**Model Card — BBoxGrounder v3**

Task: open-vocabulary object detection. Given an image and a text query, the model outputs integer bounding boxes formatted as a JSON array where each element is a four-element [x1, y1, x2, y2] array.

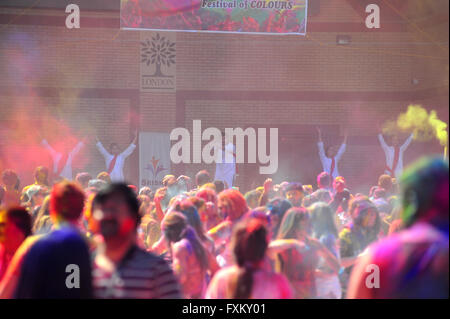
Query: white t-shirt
[[96, 141, 136, 182]]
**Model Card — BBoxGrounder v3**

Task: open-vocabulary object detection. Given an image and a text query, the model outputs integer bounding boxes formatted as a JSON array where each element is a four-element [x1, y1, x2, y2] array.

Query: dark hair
[[195, 170, 211, 187], [317, 172, 331, 188], [325, 145, 335, 158], [284, 182, 304, 193], [378, 174, 393, 192], [34, 166, 49, 185], [75, 172, 92, 185], [93, 183, 141, 226], [6, 206, 32, 237], [244, 190, 262, 208], [213, 180, 225, 194], [266, 198, 292, 239], [1, 169, 18, 186], [309, 202, 338, 238], [349, 196, 381, 239], [109, 143, 119, 151], [162, 212, 208, 271], [277, 207, 310, 240], [174, 199, 208, 243], [231, 219, 268, 299]]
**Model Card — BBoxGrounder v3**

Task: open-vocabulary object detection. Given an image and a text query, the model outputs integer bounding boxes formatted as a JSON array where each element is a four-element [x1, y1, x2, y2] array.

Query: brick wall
[[0, 2, 448, 192]]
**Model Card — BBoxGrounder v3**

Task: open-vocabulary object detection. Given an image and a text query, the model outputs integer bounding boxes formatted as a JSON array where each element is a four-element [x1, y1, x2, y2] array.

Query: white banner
[[139, 132, 171, 189]]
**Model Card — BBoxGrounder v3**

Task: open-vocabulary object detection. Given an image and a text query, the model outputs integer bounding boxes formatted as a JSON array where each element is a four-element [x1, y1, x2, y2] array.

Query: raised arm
[[377, 133, 389, 153], [400, 133, 414, 152], [336, 132, 347, 161], [41, 139, 59, 161], [121, 131, 138, 158], [70, 141, 84, 157], [95, 137, 110, 159], [316, 127, 326, 162]]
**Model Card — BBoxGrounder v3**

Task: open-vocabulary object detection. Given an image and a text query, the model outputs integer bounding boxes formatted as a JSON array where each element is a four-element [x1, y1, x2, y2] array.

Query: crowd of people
[[0, 154, 448, 299]]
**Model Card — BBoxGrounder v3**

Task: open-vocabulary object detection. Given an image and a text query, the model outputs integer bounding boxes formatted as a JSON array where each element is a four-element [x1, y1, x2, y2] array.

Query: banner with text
[[139, 132, 171, 189], [121, 0, 308, 35]]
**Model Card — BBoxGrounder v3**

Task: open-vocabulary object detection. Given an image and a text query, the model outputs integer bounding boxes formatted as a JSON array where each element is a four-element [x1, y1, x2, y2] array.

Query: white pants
[[315, 275, 342, 299]]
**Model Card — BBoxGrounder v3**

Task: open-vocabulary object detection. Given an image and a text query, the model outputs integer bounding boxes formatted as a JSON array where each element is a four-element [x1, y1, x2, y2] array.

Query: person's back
[[14, 225, 93, 298], [352, 222, 448, 298], [348, 157, 449, 299], [206, 265, 291, 299], [276, 246, 318, 298]]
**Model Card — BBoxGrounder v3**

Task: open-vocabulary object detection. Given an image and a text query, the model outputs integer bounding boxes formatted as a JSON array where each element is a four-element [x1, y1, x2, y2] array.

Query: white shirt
[[378, 133, 413, 179], [214, 143, 236, 188], [41, 139, 84, 180], [317, 142, 346, 179], [96, 141, 136, 182]]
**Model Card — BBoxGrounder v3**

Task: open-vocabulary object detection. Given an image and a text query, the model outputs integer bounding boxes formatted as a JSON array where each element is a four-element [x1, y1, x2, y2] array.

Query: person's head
[[174, 199, 207, 242], [162, 211, 208, 270], [0, 206, 32, 252], [244, 189, 262, 210], [217, 189, 248, 221], [88, 179, 108, 193], [378, 174, 394, 194], [176, 175, 192, 193], [284, 182, 305, 207], [196, 188, 218, 207], [231, 218, 268, 299], [400, 157, 449, 230], [349, 196, 381, 233], [374, 188, 387, 200], [25, 185, 47, 207], [96, 172, 112, 184], [391, 134, 400, 147], [34, 166, 49, 186], [109, 143, 120, 156], [91, 183, 140, 243], [213, 180, 225, 194], [138, 186, 153, 200], [333, 176, 346, 193], [162, 175, 176, 188], [277, 207, 311, 240], [49, 181, 85, 226], [266, 197, 292, 239], [75, 172, 92, 190], [308, 202, 338, 238], [1, 169, 18, 189], [317, 172, 332, 189], [195, 170, 211, 188], [325, 145, 338, 158], [313, 189, 332, 204]]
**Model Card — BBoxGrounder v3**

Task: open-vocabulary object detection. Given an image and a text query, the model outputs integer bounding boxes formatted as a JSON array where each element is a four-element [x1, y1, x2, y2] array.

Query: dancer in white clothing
[[378, 131, 414, 179], [41, 139, 84, 181], [316, 127, 348, 180], [214, 133, 236, 189], [96, 131, 137, 182]]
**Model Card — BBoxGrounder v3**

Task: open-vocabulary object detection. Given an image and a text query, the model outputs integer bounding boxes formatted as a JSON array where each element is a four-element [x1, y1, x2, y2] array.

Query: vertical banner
[[139, 132, 171, 189], [140, 31, 176, 92], [121, 0, 308, 35]]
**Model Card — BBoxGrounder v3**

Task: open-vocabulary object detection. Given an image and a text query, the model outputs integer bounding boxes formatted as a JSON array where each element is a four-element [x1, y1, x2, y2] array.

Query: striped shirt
[[93, 245, 181, 299]]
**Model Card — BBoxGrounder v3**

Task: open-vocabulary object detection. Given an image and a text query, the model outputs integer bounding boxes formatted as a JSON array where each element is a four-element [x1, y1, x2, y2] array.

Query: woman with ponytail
[[162, 212, 218, 299], [205, 218, 292, 299]]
